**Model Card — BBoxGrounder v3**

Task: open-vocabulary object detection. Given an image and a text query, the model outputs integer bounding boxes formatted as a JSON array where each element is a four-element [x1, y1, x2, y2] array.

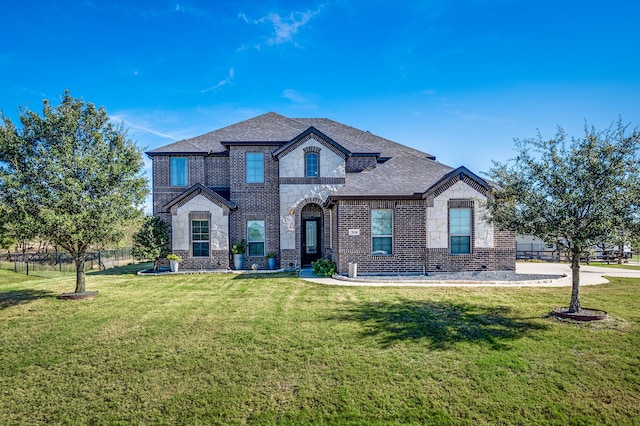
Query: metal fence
[[0, 248, 136, 276]]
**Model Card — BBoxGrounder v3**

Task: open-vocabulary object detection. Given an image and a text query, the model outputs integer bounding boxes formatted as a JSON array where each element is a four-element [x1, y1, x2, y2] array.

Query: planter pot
[[233, 254, 244, 270], [268, 258, 276, 270], [170, 260, 179, 272]]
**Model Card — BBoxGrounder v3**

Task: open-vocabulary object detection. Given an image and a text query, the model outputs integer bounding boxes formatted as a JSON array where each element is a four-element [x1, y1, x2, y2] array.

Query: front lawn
[[1, 266, 639, 424]]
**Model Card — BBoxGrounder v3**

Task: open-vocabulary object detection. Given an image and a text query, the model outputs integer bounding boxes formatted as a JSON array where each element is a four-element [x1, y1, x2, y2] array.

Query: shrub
[[231, 240, 246, 255], [312, 258, 336, 277], [167, 254, 182, 262]]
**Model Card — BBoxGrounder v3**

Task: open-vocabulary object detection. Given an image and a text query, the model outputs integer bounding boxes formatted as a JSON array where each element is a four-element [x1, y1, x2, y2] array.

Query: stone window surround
[[371, 208, 393, 256], [189, 211, 211, 258], [304, 146, 321, 178], [448, 199, 474, 255], [170, 157, 188, 187]]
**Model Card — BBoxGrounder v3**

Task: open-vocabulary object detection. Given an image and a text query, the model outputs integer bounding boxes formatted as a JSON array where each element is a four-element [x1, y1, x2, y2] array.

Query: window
[[192, 220, 209, 257], [305, 152, 319, 177], [450, 208, 472, 254], [246, 153, 264, 183], [371, 209, 392, 255], [247, 220, 265, 256], [171, 157, 188, 186]]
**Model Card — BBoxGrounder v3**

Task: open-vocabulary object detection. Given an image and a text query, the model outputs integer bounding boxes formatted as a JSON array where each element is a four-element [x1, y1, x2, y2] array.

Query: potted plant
[[231, 239, 246, 270], [167, 253, 182, 272], [266, 251, 277, 270]]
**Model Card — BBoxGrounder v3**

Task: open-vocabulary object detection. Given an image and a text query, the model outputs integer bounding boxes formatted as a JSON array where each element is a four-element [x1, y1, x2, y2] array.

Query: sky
[[2, 0, 640, 184]]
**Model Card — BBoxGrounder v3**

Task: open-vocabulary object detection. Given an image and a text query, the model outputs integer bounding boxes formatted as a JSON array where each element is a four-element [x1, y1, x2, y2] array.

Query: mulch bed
[[551, 307, 607, 321]]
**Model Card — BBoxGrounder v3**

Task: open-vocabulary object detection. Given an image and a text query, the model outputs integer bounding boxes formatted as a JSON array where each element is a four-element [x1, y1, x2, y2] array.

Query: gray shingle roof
[[334, 154, 455, 198], [146, 112, 480, 198], [146, 112, 437, 159]]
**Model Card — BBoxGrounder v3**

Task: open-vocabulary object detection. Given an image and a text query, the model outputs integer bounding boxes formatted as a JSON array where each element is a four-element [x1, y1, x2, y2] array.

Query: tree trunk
[[569, 253, 581, 313], [75, 254, 86, 293]]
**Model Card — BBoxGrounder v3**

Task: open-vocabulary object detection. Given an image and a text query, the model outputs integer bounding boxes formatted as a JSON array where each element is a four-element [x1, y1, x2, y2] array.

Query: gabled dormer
[[274, 127, 349, 180]]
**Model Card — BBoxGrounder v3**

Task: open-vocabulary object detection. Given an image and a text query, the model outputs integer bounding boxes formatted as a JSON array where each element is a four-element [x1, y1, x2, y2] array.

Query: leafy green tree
[[0, 91, 148, 293], [132, 216, 170, 271], [486, 121, 640, 312]]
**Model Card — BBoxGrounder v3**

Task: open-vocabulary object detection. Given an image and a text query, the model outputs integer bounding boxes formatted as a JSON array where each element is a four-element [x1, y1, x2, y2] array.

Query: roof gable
[[272, 127, 350, 160], [165, 183, 238, 214], [145, 112, 438, 161], [423, 166, 491, 198]]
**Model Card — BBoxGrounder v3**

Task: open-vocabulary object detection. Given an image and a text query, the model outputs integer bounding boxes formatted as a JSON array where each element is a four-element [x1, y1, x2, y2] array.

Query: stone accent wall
[[279, 184, 342, 251], [279, 138, 346, 178], [228, 145, 281, 270], [278, 138, 344, 266], [427, 180, 493, 249], [170, 194, 230, 269]]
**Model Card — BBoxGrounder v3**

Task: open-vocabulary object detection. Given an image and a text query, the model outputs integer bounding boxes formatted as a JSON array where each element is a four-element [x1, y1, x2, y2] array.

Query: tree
[[132, 216, 170, 271], [0, 91, 148, 293], [486, 121, 640, 312]]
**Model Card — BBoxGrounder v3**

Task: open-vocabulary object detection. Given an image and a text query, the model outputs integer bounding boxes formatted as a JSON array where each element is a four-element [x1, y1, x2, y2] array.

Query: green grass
[[1, 266, 639, 425], [587, 261, 640, 271]]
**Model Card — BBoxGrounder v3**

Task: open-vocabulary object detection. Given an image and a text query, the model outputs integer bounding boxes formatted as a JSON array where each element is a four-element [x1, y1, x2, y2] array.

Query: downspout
[[329, 208, 333, 250]]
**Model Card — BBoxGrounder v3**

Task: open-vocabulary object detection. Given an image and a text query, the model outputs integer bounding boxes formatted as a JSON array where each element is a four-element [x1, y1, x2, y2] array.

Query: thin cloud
[[240, 5, 325, 48], [282, 89, 307, 104], [110, 114, 177, 140], [201, 68, 235, 93]]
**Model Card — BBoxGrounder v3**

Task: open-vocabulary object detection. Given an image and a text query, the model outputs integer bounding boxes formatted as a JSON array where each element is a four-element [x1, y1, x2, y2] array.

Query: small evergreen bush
[[312, 258, 336, 277]]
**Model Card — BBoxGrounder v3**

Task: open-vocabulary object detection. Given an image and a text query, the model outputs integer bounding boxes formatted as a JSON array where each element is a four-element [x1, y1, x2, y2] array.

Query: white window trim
[[371, 209, 393, 256]]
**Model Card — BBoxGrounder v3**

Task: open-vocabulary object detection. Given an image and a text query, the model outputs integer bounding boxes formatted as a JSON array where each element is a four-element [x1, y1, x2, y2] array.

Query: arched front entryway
[[300, 203, 323, 265]]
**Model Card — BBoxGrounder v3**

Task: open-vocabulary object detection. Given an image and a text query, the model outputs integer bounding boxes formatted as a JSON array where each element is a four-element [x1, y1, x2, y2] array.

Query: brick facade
[[227, 145, 281, 270], [148, 113, 516, 274], [332, 198, 515, 275]]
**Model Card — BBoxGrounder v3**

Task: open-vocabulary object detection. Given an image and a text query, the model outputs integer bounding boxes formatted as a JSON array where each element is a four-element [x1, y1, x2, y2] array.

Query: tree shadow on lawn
[[89, 263, 153, 276], [0, 289, 57, 310], [330, 299, 548, 350]]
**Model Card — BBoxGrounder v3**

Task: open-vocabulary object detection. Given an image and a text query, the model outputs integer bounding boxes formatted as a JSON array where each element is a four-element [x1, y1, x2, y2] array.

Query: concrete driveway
[[300, 262, 640, 287], [516, 262, 640, 285]]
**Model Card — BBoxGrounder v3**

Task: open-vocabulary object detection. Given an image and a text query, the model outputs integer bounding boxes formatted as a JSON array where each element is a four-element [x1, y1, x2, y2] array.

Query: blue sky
[[2, 0, 639, 178]]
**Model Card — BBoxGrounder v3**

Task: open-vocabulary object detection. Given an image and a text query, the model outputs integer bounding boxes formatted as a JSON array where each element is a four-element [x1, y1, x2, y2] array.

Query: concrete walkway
[[299, 262, 640, 287]]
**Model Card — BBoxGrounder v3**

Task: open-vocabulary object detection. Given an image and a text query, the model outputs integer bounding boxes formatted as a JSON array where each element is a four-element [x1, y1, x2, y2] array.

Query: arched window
[[305, 152, 319, 177]]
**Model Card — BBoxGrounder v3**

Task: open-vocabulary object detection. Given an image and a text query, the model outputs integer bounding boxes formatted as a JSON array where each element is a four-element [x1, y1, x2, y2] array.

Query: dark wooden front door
[[302, 218, 321, 265]]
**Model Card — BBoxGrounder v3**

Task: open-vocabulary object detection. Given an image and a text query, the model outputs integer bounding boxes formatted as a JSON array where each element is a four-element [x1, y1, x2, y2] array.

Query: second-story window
[[246, 153, 264, 183], [305, 152, 319, 177], [170, 157, 188, 186]]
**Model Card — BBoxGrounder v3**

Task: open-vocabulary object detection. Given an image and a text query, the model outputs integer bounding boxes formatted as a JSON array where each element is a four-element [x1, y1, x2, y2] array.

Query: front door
[[302, 218, 321, 265]]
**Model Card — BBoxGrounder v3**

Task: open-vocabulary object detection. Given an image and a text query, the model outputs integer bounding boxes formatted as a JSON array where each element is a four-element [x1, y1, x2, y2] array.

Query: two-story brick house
[[147, 112, 515, 274]]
